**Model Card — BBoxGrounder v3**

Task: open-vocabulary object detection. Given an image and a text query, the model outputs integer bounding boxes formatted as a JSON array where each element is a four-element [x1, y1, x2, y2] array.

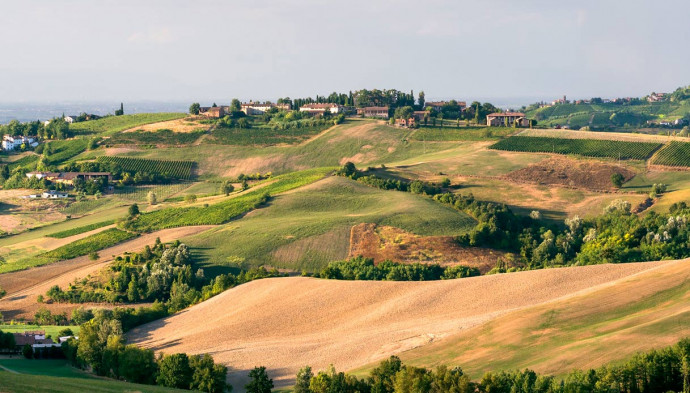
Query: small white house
[[63, 115, 77, 124], [42, 190, 68, 199]]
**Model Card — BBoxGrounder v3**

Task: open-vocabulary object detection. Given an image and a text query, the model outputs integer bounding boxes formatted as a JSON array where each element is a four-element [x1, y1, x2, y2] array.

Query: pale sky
[[1, 0, 688, 103]]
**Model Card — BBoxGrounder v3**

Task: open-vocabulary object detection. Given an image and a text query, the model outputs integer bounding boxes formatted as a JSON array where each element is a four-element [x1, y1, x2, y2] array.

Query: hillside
[[127, 259, 682, 389]]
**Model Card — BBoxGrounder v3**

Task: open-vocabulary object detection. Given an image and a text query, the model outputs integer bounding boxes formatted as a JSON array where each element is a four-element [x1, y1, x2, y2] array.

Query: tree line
[[337, 162, 444, 196], [318, 257, 479, 281], [0, 118, 71, 140], [280, 337, 690, 393]]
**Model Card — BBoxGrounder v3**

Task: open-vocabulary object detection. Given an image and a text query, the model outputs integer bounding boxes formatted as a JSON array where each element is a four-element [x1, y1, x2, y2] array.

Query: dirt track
[[128, 260, 670, 389], [0, 225, 215, 320]]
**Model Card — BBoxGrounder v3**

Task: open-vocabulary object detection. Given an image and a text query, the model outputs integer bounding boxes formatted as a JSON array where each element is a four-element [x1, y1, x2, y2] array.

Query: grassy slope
[[94, 120, 460, 178], [392, 258, 690, 379], [185, 176, 477, 273], [0, 361, 186, 393]]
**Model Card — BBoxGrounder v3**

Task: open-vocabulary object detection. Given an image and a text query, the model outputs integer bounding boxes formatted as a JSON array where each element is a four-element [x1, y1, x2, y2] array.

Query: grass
[[43, 139, 89, 165], [386, 261, 690, 379], [185, 176, 477, 274], [409, 126, 517, 141], [46, 220, 114, 238], [69, 113, 187, 136], [491, 136, 661, 160], [42, 228, 136, 260], [126, 168, 334, 232], [0, 367, 188, 392], [1, 228, 137, 274], [103, 120, 459, 178], [0, 324, 80, 337]]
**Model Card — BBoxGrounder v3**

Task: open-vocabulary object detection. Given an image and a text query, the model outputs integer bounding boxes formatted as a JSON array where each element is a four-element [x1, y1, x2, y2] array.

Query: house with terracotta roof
[[486, 112, 530, 127], [200, 106, 225, 118], [26, 171, 112, 185], [357, 106, 390, 119]]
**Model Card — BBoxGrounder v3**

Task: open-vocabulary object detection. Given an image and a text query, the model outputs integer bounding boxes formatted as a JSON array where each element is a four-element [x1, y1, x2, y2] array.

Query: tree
[[147, 191, 157, 205], [393, 366, 432, 393], [58, 328, 74, 337], [128, 203, 140, 217], [157, 353, 193, 389], [219, 181, 235, 196], [23, 343, 33, 359], [115, 103, 124, 116], [0, 284, 5, 300], [189, 103, 201, 115], [610, 172, 625, 188], [230, 98, 242, 112], [118, 345, 157, 385], [35, 306, 53, 325], [184, 194, 197, 203], [295, 366, 314, 393], [245, 366, 274, 393], [418, 91, 425, 110], [369, 356, 402, 393], [89, 252, 100, 261], [189, 354, 229, 393]]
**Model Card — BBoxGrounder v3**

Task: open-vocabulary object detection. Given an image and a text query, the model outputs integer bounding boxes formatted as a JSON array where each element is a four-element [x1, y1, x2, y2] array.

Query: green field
[[46, 220, 114, 238], [97, 156, 196, 179], [186, 176, 477, 274], [409, 126, 516, 141], [127, 167, 333, 232], [0, 365, 186, 393], [651, 141, 690, 167], [69, 113, 186, 136], [0, 324, 80, 337], [490, 136, 661, 160], [2, 228, 137, 273]]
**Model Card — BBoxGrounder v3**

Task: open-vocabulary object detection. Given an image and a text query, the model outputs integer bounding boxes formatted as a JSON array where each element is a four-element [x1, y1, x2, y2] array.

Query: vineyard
[[97, 156, 195, 179], [650, 141, 690, 167], [490, 136, 661, 160]]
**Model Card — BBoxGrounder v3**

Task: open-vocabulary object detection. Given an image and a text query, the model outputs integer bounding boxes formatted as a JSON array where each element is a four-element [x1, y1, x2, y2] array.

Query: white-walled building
[[2, 135, 38, 151]]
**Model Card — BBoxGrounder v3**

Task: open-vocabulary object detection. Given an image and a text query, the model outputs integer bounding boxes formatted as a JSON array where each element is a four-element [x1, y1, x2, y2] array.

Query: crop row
[[490, 136, 661, 160], [651, 141, 690, 167], [98, 156, 195, 179]]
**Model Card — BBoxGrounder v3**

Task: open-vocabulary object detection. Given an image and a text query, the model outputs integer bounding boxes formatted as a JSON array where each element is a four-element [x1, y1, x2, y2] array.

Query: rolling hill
[[127, 259, 687, 390]]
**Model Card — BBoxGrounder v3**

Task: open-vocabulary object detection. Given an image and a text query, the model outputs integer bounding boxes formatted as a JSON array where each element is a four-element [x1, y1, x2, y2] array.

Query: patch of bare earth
[[349, 223, 511, 273], [123, 117, 209, 133], [128, 260, 667, 389], [0, 225, 215, 320], [506, 157, 635, 190]]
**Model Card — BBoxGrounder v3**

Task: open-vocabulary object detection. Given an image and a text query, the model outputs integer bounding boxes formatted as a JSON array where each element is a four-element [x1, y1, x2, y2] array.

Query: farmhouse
[[27, 171, 113, 185], [242, 102, 291, 115], [299, 103, 342, 115], [648, 92, 667, 102], [357, 106, 390, 119], [397, 111, 428, 127], [2, 135, 38, 151], [486, 112, 530, 127], [199, 106, 225, 118]]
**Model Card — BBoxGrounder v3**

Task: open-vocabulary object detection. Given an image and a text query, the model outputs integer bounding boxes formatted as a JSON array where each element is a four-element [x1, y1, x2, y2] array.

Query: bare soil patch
[[506, 157, 635, 190], [128, 260, 667, 389], [0, 225, 215, 320], [123, 117, 209, 133], [349, 223, 511, 273]]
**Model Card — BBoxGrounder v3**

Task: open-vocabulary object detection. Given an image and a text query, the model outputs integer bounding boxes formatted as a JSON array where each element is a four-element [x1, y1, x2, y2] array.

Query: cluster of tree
[[114, 103, 124, 116], [218, 116, 252, 129], [34, 306, 69, 325], [61, 314, 227, 392], [337, 162, 444, 196], [0, 118, 71, 140], [0, 330, 16, 350], [289, 338, 690, 393], [435, 192, 690, 269], [282, 92, 356, 110], [46, 239, 284, 314], [319, 257, 479, 281], [0, 167, 49, 190]]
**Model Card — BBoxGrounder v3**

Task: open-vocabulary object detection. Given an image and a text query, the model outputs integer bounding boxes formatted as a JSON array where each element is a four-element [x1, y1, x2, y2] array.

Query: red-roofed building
[[486, 112, 529, 127], [357, 106, 390, 119]]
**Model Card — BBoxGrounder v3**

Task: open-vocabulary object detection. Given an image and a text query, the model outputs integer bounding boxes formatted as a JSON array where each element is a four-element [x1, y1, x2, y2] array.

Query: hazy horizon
[[2, 0, 689, 106]]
